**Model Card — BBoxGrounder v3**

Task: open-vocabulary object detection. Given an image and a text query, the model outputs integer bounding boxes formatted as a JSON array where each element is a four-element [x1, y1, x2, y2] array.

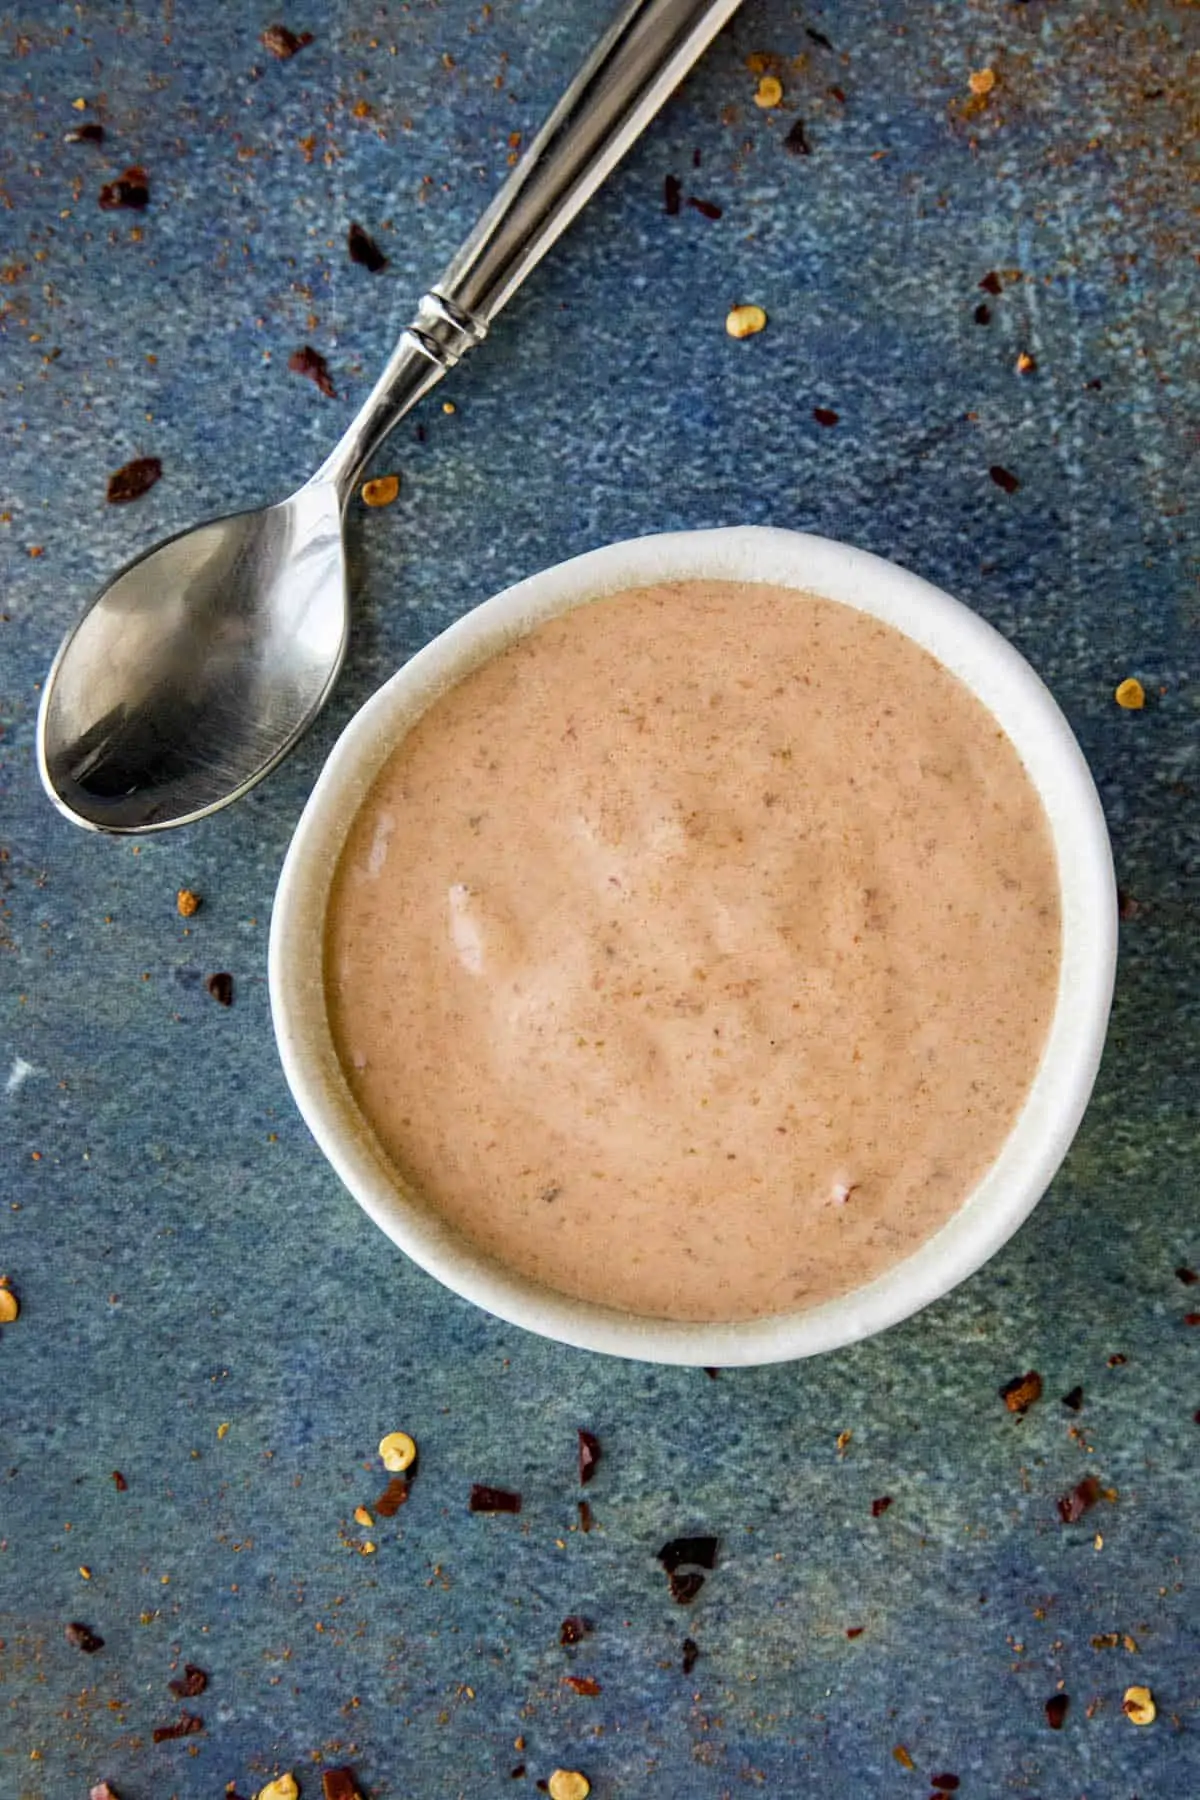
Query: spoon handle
[[315, 0, 742, 497]]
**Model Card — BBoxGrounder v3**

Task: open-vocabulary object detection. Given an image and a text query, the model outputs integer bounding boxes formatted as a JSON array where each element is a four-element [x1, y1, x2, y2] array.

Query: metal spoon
[[37, 0, 742, 835]]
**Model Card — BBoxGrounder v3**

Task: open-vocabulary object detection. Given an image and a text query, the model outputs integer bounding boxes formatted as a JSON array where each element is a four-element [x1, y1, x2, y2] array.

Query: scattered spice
[[353, 1504, 374, 1528], [65, 1622, 104, 1653], [813, 406, 839, 427], [999, 1370, 1043, 1414], [361, 473, 400, 507], [658, 1536, 719, 1572], [577, 1499, 594, 1532], [560, 1615, 591, 1645], [703, 1367, 720, 1380], [968, 68, 996, 96], [1061, 1385, 1084, 1412], [112, 1470, 128, 1491], [1016, 351, 1037, 373], [1176, 1267, 1199, 1285], [288, 344, 336, 398], [784, 119, 812, 155], [378, 1429, 417, 1473], [168, 1662, 208, 1697], [1122, 1685, 1156, 1726], [1118, 890, 1141, 920], [578, 1428, 601, 1485], [99, 167, 150, 210], [664, 174, 682, 215], [871, 1495, 893, 1517], [107, 457, 162, 504], [1114, 678, 1145, 711], [893, 1746, 915, 1771], [206, 972, 234, 1007], [1107, 1353, 1128, 1367], [974, 302, 991, 324], [667, 1570, 706, 1604], [979, 271, 1002, 295], [1045, 1693, 1069, 1729], [562, 1675, 602, 1696], [989, 464, 1020, 494], [469, 1484, 521, 1513], [0, 1286, 18, 1324], [322, 1770, 363, 1800], [754, 75, 783, 108], [375, 1475, 410, 1516], [66, 122, 105, 144], [1057, 1474, 1102, 1523], [348, 221, 388, 272], [682, 1636, 700, 1673], [1185, 1312, 1200, 1327], [726, 303, 767, 339], [846, 1626, 864, 1639], [930, 1778, 960, 1793], [152, 1712, 204, 1742], [687, 196, 723, 220], [261, 25, 313, 58], [176, 888, 201, 917]]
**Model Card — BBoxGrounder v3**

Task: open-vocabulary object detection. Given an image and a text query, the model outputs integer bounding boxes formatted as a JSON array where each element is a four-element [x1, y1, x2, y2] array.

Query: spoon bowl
[[39, 484, 346, 833]]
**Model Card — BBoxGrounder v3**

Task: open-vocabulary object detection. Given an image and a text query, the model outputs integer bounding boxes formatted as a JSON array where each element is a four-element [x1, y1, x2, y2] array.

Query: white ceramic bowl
[[269, 527, 1116, 1365]]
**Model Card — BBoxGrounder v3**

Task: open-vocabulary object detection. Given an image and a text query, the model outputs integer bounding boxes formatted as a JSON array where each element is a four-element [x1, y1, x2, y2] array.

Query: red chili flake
[[1045, 1693, 1069, 1729], [703, 1367, 720, 1379], [1185, 1313, 1200, 1327], [1194, 1410, 1200, 1425], [375, 1475, 409, 1516], [1108, 1353, 1128, 1366], [871, 1495, 893, 1517], [168, 1663, 207, 1698], [562, 1675, 602, 1695], [979, 271, 1002, 295], [813, 406, 840, 427], [784, 118, 812, 156], [668, 1569, 705, 1604], [930, 1778, 960, 1793], [205, 972, 234, 1007], [1175, 1267, 1198, 1285], [1057, 1475, 1102, 1523], [511, 1767, 526, 1780], [657, 1536, 718, 1572], [828, 85, 846, 103], [578, 1428, 601, 1486], [999, 1369, 1043, 1414], [65, 1622, 105, 1653], [974, 302, 992, 324], [1061, 1385, 1084, 1412], [989, 464, 1020, 494], [106, 457, 162, 504], [560, 1615, 591, 1646], [1118, 890, 1141, 920], [322, 1770, 363, 1800], [664, 174, 682, 215], [152, 1712, 204, 1741], [681, 1636, 700, 1673], [66, 122, 106, 145], [112, 1470, 128, 1491], [845, 1626, 864, 1639], [469, 1483, 521, 1513], [99, 167, 149, 210], [347, 221, 387, 273], [288, 344, 336, 398], [687, 196, 723, 220], [262, 23, 313, 58], [577, 1499, 593, 1532]]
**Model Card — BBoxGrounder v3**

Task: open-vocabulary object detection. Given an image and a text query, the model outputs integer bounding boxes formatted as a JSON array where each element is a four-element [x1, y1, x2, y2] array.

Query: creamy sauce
[[325, 581, 1061, 1322]]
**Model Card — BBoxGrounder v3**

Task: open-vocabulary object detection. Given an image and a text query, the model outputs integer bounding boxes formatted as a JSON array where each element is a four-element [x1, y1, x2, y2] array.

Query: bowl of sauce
[[269, 527, 1116, 1364]]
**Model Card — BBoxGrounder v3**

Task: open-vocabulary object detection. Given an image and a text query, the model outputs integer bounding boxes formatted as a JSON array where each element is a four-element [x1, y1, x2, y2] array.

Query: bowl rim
[[268, 525, 1116, 1365]]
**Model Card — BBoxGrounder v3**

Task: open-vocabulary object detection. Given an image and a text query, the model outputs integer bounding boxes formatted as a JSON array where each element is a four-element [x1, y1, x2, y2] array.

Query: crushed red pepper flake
[[65, 1621, 105, 1653], [658, 1536, 719, 1572], [974, 301, 992, 324], [1108, 1353, 1128, 1366], [703, 1366, 720, 1379], [1176, 1267, 1199, 1285], [989, 464, 1020, 494], [288, 344, 336, 398], [979, 271, 1002, 294], [206, 972, 234, 1007], [664, 174, 682, 215], [168, 1662, 208, 1698], [1045, 1693, 1069, 1729], [562, 1675, 602, 1695], [687, 195, 722, 220], [845, 1626, 864, 1639], [681, 1635, 700, 1673], [667, 1569, 705, 1604], [99, 167, 150, 210], [347, 222, 388, 272], [469, 1483, 521, 1513], [1118, 890, 1142, 920], [1185, 1313, 1200, 1327], [107, 457, 162, 504], [1061, 1385, 1084, 1412], [112, 1470, 128, 1491], [66, 122, 105, 144], [813, 406, 839, 427], [152, 1712, 204, 1741], [784, 118, 812, 155], [930, 1778, 961, 1792], [578, 1428, 601, 1486], [871, 1495, 893, 1517], [1057, 1475, 1102, 1523], [375, 1475, 410, 1516], [999, 1369, 1043, 1414], [262, 23, 313, 58], [577, 1499, 593, 1532], [560, 1615, 591, 1645], [322, 1770, 363, 1800]]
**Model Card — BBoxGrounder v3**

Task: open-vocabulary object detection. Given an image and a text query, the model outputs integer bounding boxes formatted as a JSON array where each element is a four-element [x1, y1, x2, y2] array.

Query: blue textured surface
[[1, 2, 1197, 1796]]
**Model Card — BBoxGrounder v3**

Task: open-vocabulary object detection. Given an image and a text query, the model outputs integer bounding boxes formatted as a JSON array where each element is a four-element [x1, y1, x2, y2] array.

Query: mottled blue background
[[1, 2, 1197, 1796]]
